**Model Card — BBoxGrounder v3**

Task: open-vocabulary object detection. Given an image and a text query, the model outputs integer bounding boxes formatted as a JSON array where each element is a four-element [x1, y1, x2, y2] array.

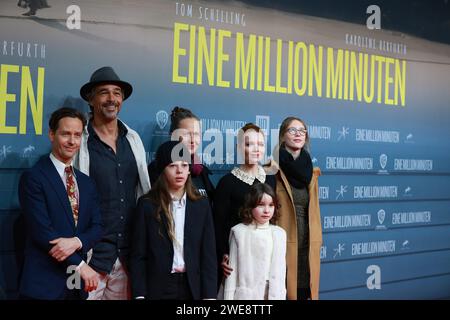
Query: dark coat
[[18, 156, 102, 299], [129, 196, 217, 299]]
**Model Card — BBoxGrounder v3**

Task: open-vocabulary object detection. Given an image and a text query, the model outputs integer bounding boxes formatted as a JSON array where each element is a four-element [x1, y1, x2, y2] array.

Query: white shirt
[[49, 153, 83, 265], [49, 153, 79, 200], [171, 192, 187, 273]]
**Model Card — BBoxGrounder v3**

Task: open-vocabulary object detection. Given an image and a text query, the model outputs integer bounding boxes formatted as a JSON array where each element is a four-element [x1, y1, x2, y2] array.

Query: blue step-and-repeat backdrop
[[1, 0, 449, 299]]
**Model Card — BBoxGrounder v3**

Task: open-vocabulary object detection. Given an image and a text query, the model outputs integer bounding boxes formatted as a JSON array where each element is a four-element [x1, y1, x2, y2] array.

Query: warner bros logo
[[376, 209, 387, 230], [156, 110, 169, 130], [378, 153, 389, 174]]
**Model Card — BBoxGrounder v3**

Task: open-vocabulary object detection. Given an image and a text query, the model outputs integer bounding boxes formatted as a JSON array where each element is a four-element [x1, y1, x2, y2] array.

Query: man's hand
[[221, 254, 233, 278], [49, 237, 80, 261], [79, 264, 99, 292]]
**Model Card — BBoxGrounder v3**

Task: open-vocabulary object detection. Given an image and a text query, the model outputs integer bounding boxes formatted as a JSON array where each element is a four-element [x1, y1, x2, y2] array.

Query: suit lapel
[[158, 206, 175, 251], [39, 157, 76, 229], [75, 169, 86, 229], [183, 199, 194, 258]]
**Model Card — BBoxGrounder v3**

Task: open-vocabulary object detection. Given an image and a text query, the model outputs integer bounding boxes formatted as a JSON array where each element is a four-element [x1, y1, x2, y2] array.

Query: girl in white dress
[[223, 183, 287, 300]]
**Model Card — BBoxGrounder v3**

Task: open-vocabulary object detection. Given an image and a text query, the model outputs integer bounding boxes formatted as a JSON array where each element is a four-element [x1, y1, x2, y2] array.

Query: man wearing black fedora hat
[[74, 66, 151, 300]]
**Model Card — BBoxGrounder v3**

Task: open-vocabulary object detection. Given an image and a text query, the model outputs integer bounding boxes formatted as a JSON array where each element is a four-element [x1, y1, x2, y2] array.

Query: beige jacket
[[267, 162, 322, 300]]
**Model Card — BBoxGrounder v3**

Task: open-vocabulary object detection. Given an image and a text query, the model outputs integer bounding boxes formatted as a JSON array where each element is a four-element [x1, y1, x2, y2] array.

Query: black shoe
[[22, 10, 36, 16]]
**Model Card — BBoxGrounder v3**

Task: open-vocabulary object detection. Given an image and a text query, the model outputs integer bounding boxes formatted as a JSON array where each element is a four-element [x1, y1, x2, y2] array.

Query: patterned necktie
[[65, 166, 79, 226]]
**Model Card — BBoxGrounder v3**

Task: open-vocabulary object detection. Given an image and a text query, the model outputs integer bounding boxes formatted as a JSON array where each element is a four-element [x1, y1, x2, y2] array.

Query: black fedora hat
[[80, 66, 133, 101]]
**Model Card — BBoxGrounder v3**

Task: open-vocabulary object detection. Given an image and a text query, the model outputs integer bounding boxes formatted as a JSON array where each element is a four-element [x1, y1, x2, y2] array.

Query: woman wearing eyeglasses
[[271, 117, 322, 300]]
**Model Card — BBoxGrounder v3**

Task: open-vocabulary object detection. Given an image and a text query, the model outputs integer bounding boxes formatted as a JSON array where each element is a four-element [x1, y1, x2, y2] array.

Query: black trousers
[[160, 273, 193, 300], [19, 289, 83, 300], [297, 287, 311, 300]]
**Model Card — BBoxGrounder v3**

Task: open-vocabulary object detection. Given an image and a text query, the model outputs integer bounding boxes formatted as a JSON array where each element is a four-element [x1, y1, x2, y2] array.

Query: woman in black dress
[[213, 123, 276, 284]]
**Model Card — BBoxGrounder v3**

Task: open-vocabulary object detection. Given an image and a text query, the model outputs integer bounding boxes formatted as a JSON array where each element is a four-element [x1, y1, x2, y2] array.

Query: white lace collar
[[231, 166, 266, 185]]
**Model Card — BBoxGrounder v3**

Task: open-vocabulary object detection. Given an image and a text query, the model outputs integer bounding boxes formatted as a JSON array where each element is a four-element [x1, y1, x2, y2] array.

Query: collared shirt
[[48, 153, 83, 257], [171, 192, 187, 273], [49, 153, 79, 200], [87, 121, 139, 259]]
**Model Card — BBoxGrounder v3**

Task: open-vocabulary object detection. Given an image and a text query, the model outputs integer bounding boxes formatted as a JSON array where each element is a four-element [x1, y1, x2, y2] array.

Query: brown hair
[[239, 183, 280, 225], [170, 106, 200, 133], [49, 107, 87, 132], [237, 122, 263, 146], [146, 172, 201, 242], [278, 116, 310, 152]]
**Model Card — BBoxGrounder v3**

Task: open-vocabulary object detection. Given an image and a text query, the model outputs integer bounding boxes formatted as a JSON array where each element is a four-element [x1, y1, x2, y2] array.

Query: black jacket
[[129, 196, 217, 299]]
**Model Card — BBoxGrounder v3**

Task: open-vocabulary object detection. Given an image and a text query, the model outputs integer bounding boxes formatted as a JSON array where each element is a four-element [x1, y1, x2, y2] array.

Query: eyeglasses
[[287, 127, 307, 136]]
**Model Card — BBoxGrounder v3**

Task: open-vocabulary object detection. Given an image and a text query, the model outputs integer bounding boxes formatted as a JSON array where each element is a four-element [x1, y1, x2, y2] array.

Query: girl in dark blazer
[[130, 141, 217, 300]]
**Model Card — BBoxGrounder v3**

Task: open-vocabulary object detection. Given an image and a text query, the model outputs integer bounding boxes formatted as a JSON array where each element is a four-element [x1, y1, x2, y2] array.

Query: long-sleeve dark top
[[212, 172, 276, 266], [87, 121, 139, 273]]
